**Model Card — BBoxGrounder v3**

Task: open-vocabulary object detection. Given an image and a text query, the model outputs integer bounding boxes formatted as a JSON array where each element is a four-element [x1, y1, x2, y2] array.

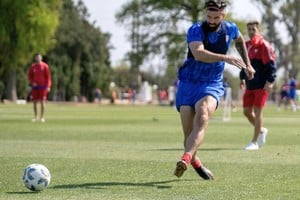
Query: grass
[[0, 102, 299, 200]]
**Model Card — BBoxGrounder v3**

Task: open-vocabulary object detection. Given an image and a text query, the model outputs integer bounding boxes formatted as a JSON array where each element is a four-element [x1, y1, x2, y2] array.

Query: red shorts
[[243, 89, 269, 108], [31, 89, 48, 101]]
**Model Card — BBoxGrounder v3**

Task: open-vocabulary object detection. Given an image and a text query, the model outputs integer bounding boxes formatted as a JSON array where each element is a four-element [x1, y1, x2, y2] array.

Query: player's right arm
[[44, 64, 51, 92], [28, 65, 36, 87], [189, 41, 247, 69]]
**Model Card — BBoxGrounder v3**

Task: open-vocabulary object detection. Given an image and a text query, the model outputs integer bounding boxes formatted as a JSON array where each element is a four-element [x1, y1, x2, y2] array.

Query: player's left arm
[[45, 64, 52, 92], [262, 44, 277, 92], [28, 65, 36, 87], [234, 32, 255, 80]]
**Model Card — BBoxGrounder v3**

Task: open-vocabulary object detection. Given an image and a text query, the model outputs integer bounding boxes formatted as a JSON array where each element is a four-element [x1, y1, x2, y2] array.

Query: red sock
[[181, 153, 192, 165], [191, 157, 202, 168]]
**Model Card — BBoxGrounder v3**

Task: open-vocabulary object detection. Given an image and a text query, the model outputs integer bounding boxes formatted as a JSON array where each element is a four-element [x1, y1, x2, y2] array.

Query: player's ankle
[[181, 152, 192, 165], [191, 157, 202, 168]]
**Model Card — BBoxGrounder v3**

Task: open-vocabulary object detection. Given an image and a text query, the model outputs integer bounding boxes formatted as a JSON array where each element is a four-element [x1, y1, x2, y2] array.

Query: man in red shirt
[[28, 53, 51, 122], [240, 20, 276, 150]]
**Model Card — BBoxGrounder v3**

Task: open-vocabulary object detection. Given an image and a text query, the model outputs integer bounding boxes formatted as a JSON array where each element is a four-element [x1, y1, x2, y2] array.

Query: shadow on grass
[[6, 191, 39, 195], [155, 147, 240, 152], [51, 179, 193, 190]]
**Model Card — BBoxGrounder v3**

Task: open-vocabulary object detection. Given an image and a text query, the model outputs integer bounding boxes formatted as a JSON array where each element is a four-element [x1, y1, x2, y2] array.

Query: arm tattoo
[[235, 40, 250, 65]]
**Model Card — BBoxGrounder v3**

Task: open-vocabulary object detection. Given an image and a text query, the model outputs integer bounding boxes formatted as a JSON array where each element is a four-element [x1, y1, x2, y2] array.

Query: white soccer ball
[[22, 164, 51, 191]]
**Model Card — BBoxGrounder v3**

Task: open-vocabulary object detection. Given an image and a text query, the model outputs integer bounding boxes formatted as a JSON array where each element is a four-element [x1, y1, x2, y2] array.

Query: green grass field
[[0, 103, 299, 200]]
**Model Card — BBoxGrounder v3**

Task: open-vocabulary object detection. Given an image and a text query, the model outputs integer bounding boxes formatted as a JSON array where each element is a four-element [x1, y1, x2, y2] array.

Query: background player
[[240, 20, 276, 150], [28, 53, 51, 122], [288, 76, 299, 112]]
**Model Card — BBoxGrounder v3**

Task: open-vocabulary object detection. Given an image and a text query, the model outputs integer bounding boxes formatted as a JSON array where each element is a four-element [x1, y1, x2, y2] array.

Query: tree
[[0, 0, 61, 101], [116, 0, 213, 85], [116, 0, 258, 87], [253, 0, 300, 78], [279, 0, 300, 77], [47, 0, 112, 101]]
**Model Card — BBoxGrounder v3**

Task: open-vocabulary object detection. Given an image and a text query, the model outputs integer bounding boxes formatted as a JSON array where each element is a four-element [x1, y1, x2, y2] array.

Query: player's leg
[[243, 107, 255, 126], [180, 106, 194, 148], [187, 96, 216, 180], [184, 96, 217, 154], [255, 90, 269, 147], [173, 106, 194, 178], [180, 106, 200, 163], [253, 106, 268, 148], [174, 96, 216, 179], [40, 100, 46, 122], [32, 100, 38, 122], [252, 106, 263, 142], [244, 89, 268, 149], [40, 89, 48, 122], [243, 106, 259, 150], [243, 90, 255, 126], [179, 107, 209, 179], [31, 89, 38, 122], [242, 90, 258, 149]]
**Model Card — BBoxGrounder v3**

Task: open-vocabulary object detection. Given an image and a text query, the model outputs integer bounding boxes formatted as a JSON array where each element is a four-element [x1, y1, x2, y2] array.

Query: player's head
[[204, 0, 227, 32], [35, 53, 42, 63], [246, 20, 260, 39]]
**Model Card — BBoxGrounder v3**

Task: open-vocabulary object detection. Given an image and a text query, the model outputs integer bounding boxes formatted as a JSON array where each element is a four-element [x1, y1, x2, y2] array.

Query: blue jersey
[[289, 79, 297, 99], [176, 21, 239, 111], [178, 21, 240, 83]]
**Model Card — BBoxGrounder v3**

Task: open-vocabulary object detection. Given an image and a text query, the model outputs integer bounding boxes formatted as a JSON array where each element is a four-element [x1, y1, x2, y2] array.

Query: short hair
[[205, 0, 227, 14], [247, 20, 260, 27]]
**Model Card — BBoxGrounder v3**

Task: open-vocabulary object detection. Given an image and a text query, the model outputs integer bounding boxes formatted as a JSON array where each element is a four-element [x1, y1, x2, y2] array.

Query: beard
[[207, 22, 221, 32]]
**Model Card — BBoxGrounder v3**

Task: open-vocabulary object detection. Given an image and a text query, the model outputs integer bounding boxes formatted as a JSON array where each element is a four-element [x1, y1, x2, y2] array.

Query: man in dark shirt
[[240, 20, 276, 150]]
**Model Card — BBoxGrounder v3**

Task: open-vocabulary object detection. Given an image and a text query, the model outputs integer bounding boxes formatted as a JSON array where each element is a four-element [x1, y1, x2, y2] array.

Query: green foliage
[[0, 0, 61, 100], [116, 0, 210, 74], [0, 0, 113, 101], [0, 104, 299, 199], [253, 0, 300, 78], [46, 0, 112, 101], [116, 0, 253, 85]]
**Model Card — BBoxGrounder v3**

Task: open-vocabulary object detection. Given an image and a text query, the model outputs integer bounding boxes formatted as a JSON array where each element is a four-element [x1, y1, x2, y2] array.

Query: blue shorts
[[176, 81, 224, 112], [289, 90, 296, 99]]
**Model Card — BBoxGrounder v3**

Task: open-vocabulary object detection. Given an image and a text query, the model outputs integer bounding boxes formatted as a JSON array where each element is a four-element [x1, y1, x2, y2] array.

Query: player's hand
[[47, 87, 51, 92], [224, 55, 247, 69], [245, 65, 255, 80], [240, 80, 246, 90], [264, 82, 273, 92]]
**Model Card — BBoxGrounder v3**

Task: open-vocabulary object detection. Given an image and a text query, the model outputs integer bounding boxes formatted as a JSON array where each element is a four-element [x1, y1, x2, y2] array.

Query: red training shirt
[[28, 61, 51, 88]]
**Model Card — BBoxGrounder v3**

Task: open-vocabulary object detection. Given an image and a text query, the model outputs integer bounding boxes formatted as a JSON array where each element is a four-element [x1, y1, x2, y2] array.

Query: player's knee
[[196, 111, 209, 123], [243, 109, 251, 117]]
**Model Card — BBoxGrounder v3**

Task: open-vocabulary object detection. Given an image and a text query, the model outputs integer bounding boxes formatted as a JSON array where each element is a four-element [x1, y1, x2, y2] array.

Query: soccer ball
[[22, 164, 51, 191]]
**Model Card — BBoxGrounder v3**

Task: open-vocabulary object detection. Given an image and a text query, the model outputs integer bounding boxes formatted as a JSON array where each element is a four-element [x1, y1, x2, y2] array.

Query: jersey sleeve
[[187, 23, 204, 43], [262, 42, 276, 83], [28, 65, 34, 85], [227, 21, 240, 40], [261, 42, 276, 65], [45, 64, 52, 88]]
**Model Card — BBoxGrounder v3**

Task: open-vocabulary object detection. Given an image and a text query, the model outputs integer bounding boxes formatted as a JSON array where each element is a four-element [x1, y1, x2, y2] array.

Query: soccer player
[[277, 79, 289, 111], [28, 53, 51, 123], [288, 76, 299, 112], [240, 20, 276, 150], [174, 0, 255, 179]]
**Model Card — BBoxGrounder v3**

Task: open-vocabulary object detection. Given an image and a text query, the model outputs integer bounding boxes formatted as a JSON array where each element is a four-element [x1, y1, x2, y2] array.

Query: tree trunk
[[5, 69, 17, 101]]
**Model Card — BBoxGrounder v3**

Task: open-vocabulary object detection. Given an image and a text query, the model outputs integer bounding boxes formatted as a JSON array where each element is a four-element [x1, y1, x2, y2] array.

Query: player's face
[[247, 24, 259, 39], [206, 10, 224, 32], [35, 55, 42, 63]]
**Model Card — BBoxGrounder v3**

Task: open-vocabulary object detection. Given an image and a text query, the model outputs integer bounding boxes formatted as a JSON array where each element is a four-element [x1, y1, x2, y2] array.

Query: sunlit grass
[[0, 103, 299, 199]]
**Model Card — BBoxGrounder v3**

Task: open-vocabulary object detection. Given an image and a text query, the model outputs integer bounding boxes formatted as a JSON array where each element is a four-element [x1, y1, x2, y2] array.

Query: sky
[[82, 0, 262, 67]]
